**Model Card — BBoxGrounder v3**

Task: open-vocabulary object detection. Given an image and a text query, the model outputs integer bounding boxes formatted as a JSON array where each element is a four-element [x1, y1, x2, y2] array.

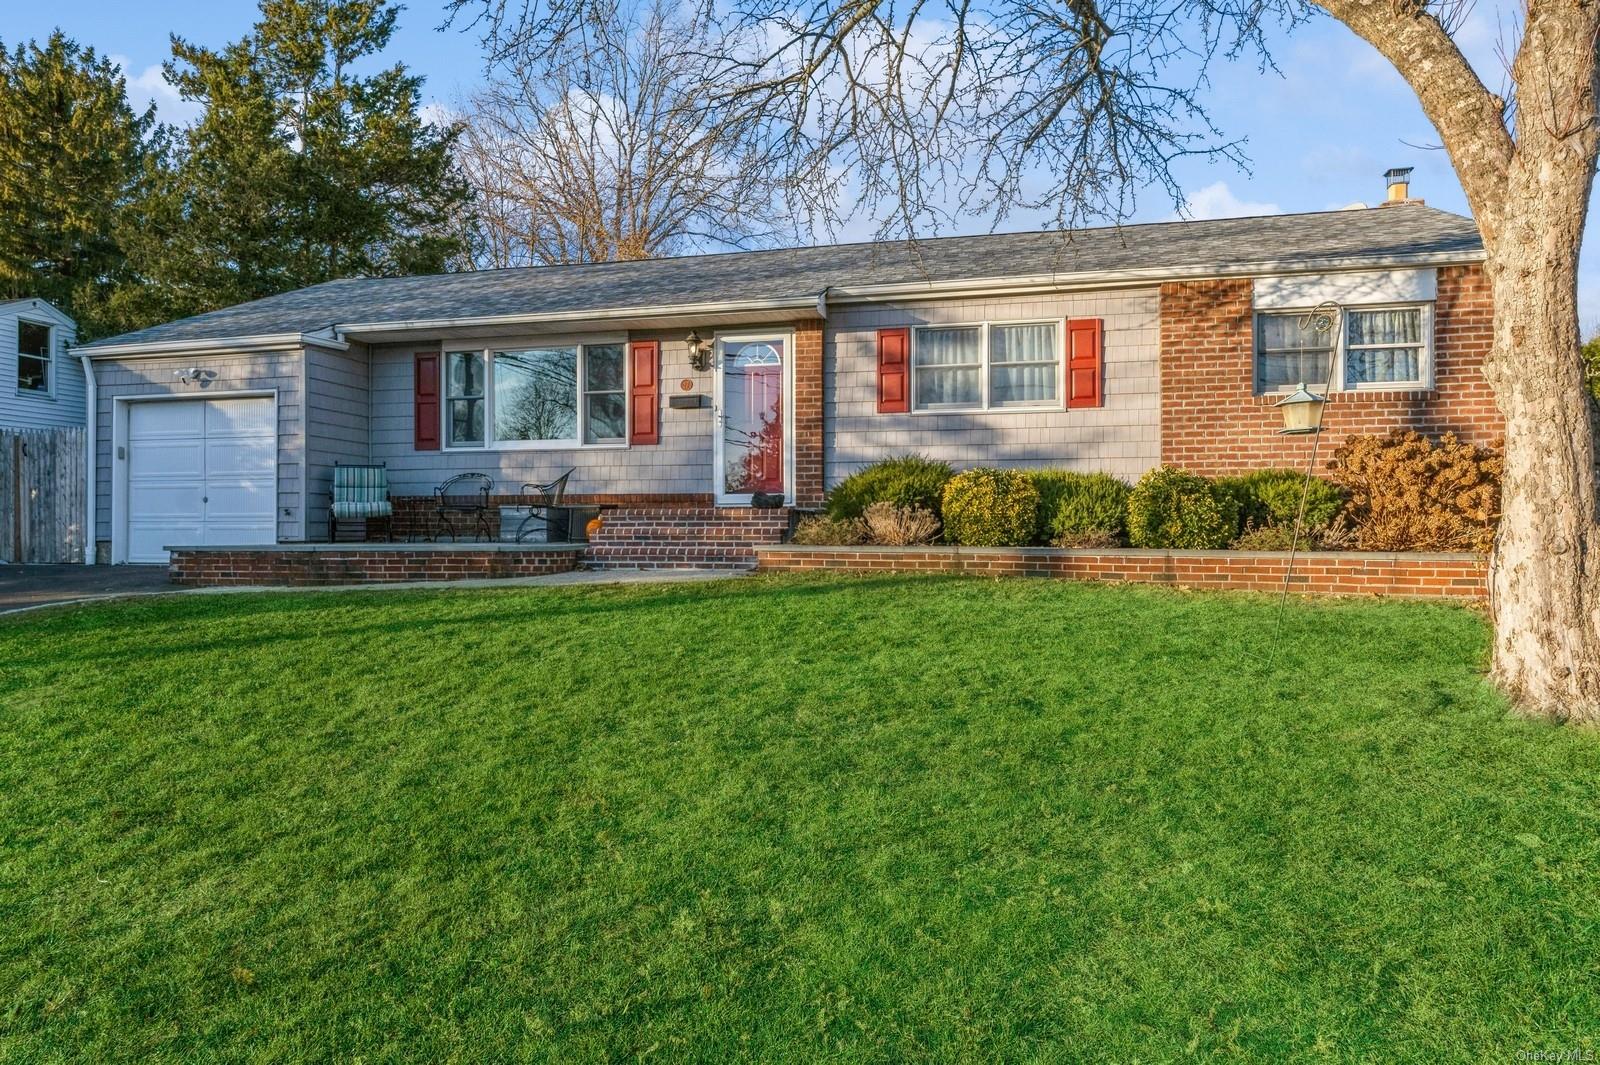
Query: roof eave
[[826, 248, 1487, 303], [74, 330, 350, 359]]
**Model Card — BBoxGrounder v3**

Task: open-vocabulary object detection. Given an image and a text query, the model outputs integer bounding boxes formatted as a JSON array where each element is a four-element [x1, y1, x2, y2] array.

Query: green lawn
[[1, 576, 1597, 1061]]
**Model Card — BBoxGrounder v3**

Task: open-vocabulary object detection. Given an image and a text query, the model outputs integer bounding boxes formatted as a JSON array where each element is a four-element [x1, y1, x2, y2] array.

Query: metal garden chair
[[514, 468, 575, 543], [329, 463, 393, 542], [434, 473, 494, 541]]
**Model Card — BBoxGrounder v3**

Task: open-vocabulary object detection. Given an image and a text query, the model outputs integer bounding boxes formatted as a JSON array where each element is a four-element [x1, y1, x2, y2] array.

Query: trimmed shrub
[[1126, 466, 1232, 549], [1231, 515, 1359, 552], [1053, 528, 1122, 549], [1032, 471, 1131, 545], [825, 455, 955, 521], [1213, 468, 1346, 534], [790, 514, 866, 546], [1327, 430, 1502, 553], [862, 502, 941, 546], [941, 468, 1040, 546]]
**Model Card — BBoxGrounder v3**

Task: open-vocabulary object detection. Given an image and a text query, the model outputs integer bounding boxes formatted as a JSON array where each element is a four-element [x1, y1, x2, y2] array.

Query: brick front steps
[[754, 545, 1488, 600], [169, 542, 584, 587], [585, 507, 791, 571]]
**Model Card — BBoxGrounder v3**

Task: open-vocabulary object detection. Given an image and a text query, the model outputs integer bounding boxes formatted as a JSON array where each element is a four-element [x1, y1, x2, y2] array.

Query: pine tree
[[119, 0, 472, 325], [0, 33, 155, 338]]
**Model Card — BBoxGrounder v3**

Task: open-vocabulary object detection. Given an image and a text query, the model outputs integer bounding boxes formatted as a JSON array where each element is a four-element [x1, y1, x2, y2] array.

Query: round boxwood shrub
[[1045, 472, 1132, 545], [1213, 468, 1345, 534], [1126, 466, 1232, 549], [824, 455, 955, 521], [941, 468, 1039, 546]]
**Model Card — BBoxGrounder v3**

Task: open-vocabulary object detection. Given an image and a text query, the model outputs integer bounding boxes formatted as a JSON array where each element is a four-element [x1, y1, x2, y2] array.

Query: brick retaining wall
[[755, 545, 1487, 599], [169, 544, 583, 587]]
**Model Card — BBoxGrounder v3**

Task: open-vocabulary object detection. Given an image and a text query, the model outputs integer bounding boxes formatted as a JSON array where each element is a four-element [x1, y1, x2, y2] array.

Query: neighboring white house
[[0, 298, 83, 430]]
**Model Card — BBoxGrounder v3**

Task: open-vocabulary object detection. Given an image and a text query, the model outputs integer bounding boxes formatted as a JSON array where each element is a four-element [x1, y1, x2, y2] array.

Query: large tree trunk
[[1484, 215, 1600, 718]]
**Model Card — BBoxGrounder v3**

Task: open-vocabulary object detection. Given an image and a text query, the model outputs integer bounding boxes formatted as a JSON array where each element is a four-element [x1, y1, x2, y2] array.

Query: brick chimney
[[1381, 166, 1424, 207]]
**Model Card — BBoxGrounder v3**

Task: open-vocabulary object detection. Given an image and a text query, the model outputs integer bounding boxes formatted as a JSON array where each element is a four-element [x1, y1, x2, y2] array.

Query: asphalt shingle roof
[[82, 205, 1481, 350]]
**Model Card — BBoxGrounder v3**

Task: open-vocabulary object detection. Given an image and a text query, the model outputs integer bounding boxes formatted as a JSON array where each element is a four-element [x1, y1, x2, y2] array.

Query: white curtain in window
[[1346, 309, 1422, 384], [989, 323, 1057, 405], [914, 327, 981, 406], [1256, 314, 1333, 390]]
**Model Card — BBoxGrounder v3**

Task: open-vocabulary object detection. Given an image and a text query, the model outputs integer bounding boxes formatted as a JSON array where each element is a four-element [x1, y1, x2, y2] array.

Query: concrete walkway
[[0, 564, 170, 613], [0, 564, 745, 618]]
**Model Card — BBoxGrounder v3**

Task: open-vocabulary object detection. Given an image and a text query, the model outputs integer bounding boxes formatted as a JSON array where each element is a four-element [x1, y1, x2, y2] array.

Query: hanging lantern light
[[1275, 383, 1326, 434]]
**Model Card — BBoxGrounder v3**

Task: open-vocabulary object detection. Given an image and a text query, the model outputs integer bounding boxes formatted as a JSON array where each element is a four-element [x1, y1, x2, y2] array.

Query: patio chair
[[434, 473, 494, 541], [329, 463, 393, 542], [513, 468, 575, 543]]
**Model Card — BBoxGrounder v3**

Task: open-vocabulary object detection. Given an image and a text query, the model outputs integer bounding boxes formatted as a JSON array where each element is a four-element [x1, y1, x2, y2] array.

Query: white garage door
[[126, 397, 277, 563]]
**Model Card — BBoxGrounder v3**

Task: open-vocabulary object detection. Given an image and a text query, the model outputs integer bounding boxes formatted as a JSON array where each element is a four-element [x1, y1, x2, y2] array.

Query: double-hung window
[[911, 320, 1060, 411], [16, 320, 51, 394], [445, 341, 627, 448], [1255, 305, 1430, 393]]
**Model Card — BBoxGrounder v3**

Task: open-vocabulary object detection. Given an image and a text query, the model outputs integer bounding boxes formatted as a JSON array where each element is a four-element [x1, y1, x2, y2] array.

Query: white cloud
[[1175, 182, 1282, 221], [111, 55, 202, 127]]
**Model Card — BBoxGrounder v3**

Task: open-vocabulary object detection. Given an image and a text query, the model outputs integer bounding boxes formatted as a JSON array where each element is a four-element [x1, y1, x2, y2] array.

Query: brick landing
[[586, 507, 792, 570]]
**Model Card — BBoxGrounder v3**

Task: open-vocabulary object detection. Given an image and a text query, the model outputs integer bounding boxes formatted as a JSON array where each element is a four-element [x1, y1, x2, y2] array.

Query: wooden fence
[[0, 427, 87, 564]]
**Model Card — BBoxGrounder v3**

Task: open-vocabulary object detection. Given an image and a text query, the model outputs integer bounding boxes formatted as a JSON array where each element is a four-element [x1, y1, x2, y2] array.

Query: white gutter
[[79, 352, 95, 566], [77, 330, 350, 360], [71, 248, 1485, 356], [824, 249, 1487, 303], [335, 293, 825, 337]]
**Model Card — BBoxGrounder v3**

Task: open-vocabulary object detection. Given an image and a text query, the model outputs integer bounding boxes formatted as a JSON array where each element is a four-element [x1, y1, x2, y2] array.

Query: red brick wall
[[381, 493, 713, 541], [587, 506, 792, 569], [756, 546, 1487, 599], [793, 320, 825, 506], [1159, 265, 1503, 475], [170, 547, 582, 587]]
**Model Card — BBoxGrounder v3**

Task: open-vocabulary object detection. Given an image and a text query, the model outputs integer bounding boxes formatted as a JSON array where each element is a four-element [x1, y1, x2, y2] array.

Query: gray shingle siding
[[303, 345, 372, 537], [825, 290, 1160, 485], [80, 206, 1482, 351], [1, 305, 84, 430], [369, 332, 719, 499], [91, 351, 306, 546]]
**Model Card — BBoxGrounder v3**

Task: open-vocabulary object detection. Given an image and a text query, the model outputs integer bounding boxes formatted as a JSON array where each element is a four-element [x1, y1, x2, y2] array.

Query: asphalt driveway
[[0, 564, 171, 614]]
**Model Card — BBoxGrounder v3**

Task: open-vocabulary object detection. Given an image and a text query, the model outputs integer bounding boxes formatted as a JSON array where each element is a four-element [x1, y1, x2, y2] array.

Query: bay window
[[445, 341, 627, 448], [912, 320, 1060, 411], [1254, 305, 1430, 394]]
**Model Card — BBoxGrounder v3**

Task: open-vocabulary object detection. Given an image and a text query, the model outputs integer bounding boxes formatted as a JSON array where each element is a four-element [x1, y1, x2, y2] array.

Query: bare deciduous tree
[[449, 0, 1600, 719], [455, 0, 794, 265]]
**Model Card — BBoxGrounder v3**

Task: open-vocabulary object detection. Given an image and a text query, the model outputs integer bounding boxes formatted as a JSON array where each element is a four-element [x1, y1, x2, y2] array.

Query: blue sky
[[12, 0, 1598, 328]]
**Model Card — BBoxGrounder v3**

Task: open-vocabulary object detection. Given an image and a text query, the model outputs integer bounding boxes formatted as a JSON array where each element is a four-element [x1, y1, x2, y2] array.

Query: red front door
[[720, 339, 785, 498]]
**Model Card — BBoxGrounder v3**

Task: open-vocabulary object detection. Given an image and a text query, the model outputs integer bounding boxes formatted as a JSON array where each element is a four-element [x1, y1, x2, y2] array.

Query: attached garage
[[119, 396, 278, 563]]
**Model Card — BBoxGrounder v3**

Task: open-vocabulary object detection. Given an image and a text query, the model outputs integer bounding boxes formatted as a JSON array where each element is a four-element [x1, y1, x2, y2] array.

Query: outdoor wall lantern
[[1275, 383, 1326, 434], [685, 330, 714, 373]]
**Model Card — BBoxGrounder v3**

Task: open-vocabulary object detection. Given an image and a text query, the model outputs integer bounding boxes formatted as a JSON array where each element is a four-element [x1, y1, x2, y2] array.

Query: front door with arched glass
[[714, 334, 791, 505]]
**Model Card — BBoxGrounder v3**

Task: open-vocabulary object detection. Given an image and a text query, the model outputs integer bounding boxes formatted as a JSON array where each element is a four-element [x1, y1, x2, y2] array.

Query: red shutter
[[877, 327, 910, 413], [414, 351, 441, 450], [1066, 318, 1103, 409], [629, 340, 660, 445]]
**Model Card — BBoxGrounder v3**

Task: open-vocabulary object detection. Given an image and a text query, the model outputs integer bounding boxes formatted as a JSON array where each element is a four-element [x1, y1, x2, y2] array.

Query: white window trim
[[441, 336, 631, 452], [15, 316, 54, 397], [1254, 302, 1434, 395], [908, 317, 1066, 414]]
